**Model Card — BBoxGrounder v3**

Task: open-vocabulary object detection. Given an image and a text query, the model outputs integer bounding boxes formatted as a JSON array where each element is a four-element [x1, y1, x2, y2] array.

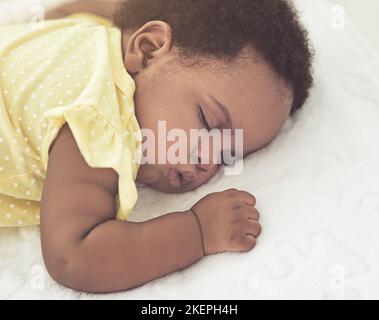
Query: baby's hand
[[191, 189, 261, 255]]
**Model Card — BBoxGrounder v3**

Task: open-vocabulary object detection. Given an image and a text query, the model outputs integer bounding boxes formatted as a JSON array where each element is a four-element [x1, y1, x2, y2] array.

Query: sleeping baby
[[0, 0, 313, 293]]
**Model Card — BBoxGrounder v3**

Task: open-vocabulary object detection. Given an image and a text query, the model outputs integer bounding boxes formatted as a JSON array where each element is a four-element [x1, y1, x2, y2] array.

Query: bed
[[1, 0, 379, 299]]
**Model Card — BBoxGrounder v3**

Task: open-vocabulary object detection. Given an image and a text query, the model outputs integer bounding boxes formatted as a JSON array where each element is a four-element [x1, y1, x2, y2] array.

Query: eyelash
[[198, 106, 227, 166], [199, 106, 211, 130]]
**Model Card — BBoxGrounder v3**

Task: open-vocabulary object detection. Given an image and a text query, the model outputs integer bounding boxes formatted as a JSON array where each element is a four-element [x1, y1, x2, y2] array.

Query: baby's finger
[[246, 206, 260, 221], [247, 220, 262, 237], [241, 234, 257, 252], [237, 190, 257, 207]]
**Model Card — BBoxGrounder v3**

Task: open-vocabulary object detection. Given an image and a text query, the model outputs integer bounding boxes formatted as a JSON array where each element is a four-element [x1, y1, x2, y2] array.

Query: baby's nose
[[193, 153, 216, 173], [196, 161, 214, 173]]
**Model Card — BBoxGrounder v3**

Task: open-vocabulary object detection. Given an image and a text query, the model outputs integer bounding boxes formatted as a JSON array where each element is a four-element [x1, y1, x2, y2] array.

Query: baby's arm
[[45, 0, 121, 20], [40, 124, 204, 293]]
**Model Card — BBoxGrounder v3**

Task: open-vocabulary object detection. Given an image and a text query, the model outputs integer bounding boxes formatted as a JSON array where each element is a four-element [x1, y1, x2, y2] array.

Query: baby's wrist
[[188, 208, 206, 257]]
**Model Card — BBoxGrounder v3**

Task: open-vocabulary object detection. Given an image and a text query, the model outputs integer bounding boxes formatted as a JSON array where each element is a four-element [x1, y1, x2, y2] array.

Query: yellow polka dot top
[[0, 13, 142, 227]]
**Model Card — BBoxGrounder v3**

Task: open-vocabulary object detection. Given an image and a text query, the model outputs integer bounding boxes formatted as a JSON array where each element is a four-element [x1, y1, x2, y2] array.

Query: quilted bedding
[[0, 0, 378, 299]]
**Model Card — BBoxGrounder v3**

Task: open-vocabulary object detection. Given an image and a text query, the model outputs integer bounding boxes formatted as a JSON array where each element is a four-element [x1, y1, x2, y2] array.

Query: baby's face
[[127, 47, 293, 194]]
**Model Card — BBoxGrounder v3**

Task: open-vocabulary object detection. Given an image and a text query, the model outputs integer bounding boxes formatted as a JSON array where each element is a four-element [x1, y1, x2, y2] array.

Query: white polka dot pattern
[[0, 13, 141, 227]]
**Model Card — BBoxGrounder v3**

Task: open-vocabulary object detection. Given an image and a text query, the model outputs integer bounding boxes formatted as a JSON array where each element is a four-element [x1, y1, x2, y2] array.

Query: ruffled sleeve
[[40, 102, 142, 221], [37, 13, 142, 221]]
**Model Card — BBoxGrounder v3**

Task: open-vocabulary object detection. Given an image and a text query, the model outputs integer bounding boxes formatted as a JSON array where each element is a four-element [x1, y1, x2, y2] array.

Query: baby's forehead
[[207, 58, 291, 105], [207, 65, 292, 154]]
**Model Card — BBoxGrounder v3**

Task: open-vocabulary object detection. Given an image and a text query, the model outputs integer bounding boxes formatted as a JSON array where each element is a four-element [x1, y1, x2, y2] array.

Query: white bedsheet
[[1, 0, 379, 299]]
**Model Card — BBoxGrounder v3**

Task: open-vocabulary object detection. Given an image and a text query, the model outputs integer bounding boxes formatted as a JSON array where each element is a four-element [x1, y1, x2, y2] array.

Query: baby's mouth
[[165, 168, 198, 190], [166, 168, 182, 189]]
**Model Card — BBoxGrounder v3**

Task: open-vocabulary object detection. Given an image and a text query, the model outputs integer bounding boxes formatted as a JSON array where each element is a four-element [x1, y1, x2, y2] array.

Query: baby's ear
[[123, 20, 173, 74]]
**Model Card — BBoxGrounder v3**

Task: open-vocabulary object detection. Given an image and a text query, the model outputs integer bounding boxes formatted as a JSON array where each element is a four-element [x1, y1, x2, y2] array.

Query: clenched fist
[[190, 188, 261, 255]]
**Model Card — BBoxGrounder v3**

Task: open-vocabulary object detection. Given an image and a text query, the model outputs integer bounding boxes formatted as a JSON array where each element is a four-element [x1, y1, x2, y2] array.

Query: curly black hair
[[113, 0, 314, 115]]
